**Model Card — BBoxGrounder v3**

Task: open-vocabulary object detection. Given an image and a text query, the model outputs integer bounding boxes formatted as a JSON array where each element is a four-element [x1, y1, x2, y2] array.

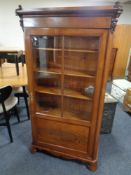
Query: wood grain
[[0, 63, 27, 87]]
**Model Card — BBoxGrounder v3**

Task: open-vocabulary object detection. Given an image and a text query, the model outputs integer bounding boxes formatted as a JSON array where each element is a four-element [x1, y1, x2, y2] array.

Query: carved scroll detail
[[15, 5, 24, 31], [111, 2, 123, 32]]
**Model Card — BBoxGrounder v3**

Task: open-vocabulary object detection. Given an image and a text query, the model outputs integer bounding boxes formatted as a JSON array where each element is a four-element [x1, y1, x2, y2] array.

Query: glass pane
[[64, 51, 98, 76], [32, 36, 62, 48], [32, 36, 62, 73], [36, 93, 61, 117], [64, 36, 99, 50], [64, 75, 95, 99], [64, 36, 99, 76], [63, 97, 92, 121], [35, 72, 61, 95]]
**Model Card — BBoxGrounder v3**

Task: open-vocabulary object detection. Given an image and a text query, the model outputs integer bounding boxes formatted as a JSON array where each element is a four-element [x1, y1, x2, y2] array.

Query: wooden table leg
[[15, 55, 19, 76]]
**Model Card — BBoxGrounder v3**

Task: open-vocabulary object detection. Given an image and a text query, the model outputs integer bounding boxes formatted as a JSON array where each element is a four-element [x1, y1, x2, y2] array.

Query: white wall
[[0, 0, 131, 48]]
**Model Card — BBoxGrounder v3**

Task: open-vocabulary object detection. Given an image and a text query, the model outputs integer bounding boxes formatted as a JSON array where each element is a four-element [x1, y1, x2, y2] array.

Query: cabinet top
[[16, 3, 122, 18]]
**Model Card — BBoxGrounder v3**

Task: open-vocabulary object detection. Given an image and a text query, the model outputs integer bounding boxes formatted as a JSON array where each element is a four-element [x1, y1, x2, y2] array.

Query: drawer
[[35, 116, 89, 154]]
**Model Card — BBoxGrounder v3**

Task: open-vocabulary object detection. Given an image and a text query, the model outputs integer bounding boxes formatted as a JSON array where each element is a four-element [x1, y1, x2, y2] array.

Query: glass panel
[[64, 52, 98, 76], [64, 36, 99, 76], [36, 93, 61, 117], [64, 75, 95, 100], [32, 36, 62, 73], [63, 36, 98, 121], [32, 36, 62, 49], [35, 72, 61, 95], [64, 36, 99, 50], [63, 97, 92, 121]]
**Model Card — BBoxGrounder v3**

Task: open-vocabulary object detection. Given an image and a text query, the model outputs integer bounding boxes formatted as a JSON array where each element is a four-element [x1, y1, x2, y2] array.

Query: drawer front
[[35, 116, 89, 154]]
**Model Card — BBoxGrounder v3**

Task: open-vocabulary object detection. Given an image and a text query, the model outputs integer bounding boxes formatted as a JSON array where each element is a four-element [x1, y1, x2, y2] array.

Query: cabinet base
[[88, 162, 97, 172], [31, 144, 97, 171], [31, 145, 37, 153]]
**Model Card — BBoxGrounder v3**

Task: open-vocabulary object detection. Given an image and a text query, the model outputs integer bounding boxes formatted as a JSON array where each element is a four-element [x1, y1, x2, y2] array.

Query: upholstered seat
[[0, 95, 18, 113], [0, 86, 20, 142]]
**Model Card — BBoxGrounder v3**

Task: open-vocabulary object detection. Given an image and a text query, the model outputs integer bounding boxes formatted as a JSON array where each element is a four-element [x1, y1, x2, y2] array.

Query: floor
[[0, 100, 131, 175]]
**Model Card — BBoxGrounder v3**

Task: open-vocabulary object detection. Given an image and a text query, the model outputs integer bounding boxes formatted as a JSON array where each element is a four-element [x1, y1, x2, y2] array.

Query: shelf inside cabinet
[[64, 89, 92, 100], [36, 47, 98, 53], [36, 48, 62, 51], [35, 67, 61, 75], [64, 69, 96, 78], [35, 86, 61, 96], [63, 110, 91, 121], [35, 86, 92, 100], [64, 49, 98, 53], [36, 105, 61, 117]]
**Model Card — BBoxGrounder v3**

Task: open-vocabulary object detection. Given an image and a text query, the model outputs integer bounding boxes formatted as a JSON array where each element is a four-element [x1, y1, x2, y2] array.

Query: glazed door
[[25, 28, 107, 124], [31, 35, 63, 118]]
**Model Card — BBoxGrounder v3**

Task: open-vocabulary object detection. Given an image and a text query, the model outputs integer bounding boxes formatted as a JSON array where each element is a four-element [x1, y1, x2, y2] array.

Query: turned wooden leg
[[31, 145, 37, 153], [88, 162, 97, 172]]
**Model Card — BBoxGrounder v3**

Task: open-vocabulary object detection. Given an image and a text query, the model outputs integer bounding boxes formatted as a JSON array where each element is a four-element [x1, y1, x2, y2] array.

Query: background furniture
[[127, 55, 131, 81], [0, 63, 29, 119], [0, 47, 24, 75], [123, 88, 131, 112], [108, 48, 118, 80], [101, 93, 118, 134], [0, 86, 20, 142], [16, 4, 122, 171], [111, 79, 131, 103], [0, 62, 27, 87]]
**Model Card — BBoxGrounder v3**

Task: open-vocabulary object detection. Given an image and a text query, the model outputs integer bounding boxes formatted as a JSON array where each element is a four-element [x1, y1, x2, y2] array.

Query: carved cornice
[[15, 3, 123, 32], [15, 5, 24, 31]]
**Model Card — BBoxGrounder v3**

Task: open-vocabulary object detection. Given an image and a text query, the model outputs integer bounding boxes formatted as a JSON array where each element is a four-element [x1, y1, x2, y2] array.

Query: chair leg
[[23, 86, 30, 120], [14, 106, 20, 123], [4, 115, 13, 143], [18, 96, 20, 104]]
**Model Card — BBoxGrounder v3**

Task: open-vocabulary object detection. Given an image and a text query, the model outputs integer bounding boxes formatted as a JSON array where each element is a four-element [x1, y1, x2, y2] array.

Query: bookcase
[[16, 4, 122, 171]]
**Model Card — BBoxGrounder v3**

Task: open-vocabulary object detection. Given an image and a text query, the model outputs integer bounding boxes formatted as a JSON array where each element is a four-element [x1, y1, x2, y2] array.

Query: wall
[[113, 25, 131, 78], [0, 0, 131, 48], [0, 0, 131, 78]]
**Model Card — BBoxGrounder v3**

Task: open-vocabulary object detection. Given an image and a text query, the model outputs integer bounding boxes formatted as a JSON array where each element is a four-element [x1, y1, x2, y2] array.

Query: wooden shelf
[[36, 106, 61, 117], [36, 48, 62, 51], [35, 47, 98, 53], [36, 105, 91, 121], [64, 69, 95, 78], [35, 86, 61, 96], [35, 67, 61, 75], [35, 68, 95, 78], [64, 89, 92, 100], [64, 49, 98, 53], [63, 110, 91, 121], [35, 86, 92, 100]]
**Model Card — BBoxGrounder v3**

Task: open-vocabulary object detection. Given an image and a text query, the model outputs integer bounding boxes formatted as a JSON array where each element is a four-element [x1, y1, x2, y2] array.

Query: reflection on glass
[[64, 52, 98, 76], [64, 75, 95, 99], [35, 72, 61, 96], [64, 36, 99, 77], [63, 97, 92, 121], [64, 36, 99, 50], [36, 93, 61, 117], [32, 36, 62, 73], [32, 36, 62, 48]]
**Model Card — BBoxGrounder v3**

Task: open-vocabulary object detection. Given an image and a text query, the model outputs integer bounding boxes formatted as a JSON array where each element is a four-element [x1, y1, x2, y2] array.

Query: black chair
[[0, 86, 20, 142]]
